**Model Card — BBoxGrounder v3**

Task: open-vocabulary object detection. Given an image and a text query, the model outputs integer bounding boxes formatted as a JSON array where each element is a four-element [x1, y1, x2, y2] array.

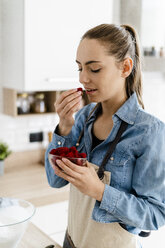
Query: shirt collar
[[87, 92, 140, 125], [114, 92, 140, 125]]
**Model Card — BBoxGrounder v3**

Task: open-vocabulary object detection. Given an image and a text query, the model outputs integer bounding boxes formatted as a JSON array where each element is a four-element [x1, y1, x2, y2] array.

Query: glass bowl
[[48, 153, 87, 167], [0, 197, 35, 248]]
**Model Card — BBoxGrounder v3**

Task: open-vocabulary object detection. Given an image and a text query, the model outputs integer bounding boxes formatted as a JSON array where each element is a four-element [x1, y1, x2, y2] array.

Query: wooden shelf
[[3, 88, 58, 117], [143, 57, 165, 72]]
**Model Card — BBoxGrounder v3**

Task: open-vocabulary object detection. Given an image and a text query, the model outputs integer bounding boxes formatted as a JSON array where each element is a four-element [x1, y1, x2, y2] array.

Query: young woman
[[45, 24, 165, 248]]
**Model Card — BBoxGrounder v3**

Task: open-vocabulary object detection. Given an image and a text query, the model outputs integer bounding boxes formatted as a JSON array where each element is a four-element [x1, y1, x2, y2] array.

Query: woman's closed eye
[[78, 68, 101, 73], [91, 69, 101, 73]]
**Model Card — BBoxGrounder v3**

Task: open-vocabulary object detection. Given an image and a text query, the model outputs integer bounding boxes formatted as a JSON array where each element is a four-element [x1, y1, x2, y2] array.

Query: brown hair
[[81, 24, 144, 109]]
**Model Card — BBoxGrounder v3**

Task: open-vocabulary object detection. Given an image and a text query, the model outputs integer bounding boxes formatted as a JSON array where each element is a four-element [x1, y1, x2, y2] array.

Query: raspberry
[[77, 87, 83, 92]]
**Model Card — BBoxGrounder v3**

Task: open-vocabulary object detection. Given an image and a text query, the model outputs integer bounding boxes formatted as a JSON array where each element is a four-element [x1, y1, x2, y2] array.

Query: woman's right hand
[[55, 89, 83, 136]]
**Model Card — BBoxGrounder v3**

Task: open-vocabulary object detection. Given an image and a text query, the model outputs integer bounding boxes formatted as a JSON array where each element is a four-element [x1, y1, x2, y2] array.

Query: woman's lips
[[85, 88, 97, 94]]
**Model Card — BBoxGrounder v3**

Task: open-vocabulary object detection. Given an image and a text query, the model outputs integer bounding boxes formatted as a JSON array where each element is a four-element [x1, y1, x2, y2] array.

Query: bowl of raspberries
[[49, 146, 87, 167]]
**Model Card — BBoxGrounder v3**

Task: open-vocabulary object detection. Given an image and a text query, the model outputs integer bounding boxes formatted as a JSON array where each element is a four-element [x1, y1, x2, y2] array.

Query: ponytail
[[121, 25, 144, 109]]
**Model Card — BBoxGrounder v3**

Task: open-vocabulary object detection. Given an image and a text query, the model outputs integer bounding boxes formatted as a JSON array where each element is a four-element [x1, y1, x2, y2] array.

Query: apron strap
[[97, 121, 128, 180]]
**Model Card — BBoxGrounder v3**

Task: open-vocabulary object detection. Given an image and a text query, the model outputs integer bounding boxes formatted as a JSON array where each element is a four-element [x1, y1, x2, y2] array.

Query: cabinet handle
[[45, 77, 78, 83]]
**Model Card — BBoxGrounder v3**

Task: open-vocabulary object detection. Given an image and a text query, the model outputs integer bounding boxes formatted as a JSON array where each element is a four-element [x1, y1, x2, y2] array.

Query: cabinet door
[[24, 0, 113, 91], [2, 0, 25, 91]]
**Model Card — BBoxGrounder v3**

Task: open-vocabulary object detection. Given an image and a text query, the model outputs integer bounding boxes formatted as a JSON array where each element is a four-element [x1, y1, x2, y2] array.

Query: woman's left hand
[[55, 158, 105, 201]]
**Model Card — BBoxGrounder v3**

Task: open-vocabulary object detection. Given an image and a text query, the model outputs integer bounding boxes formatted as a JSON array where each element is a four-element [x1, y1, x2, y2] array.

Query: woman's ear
[[121, 57, 133, 78]]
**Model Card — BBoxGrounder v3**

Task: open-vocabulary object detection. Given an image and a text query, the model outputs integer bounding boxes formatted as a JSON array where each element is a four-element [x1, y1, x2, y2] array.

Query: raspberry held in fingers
[[77, 87, 83, 92]]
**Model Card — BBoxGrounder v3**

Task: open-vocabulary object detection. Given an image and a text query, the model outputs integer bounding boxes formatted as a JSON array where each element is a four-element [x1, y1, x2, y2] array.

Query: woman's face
[[76, 38, 126, 103]]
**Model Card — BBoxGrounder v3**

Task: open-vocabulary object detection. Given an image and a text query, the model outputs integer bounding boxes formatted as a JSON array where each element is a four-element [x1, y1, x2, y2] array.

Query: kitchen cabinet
[[2, 0, 113, 91]]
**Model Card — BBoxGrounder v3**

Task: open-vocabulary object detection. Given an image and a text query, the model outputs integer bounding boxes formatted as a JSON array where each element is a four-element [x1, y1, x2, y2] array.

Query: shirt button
[[57, 141, 61, 145], [110, 157, 114, 161]]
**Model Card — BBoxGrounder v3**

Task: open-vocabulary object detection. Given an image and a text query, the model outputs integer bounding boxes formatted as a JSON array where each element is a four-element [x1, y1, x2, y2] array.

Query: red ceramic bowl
[[48, 153, 87, 167]]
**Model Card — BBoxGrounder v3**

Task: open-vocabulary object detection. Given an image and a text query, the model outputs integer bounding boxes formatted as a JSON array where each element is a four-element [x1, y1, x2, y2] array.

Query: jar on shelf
[[33, 93, 46, 113], [17, 93, 30, 114], [159, 47, 164, 57]]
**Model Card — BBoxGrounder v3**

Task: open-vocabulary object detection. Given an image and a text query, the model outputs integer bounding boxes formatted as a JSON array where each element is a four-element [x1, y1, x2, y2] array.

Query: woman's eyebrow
[[76, 60, 101, 65]]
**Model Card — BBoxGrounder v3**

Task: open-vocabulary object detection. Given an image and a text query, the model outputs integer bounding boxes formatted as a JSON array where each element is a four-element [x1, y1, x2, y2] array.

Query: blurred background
[[0, 0, 165, 247]]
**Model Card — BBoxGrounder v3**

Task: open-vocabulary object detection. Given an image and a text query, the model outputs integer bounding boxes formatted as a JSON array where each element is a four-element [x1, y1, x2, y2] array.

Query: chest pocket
[[106, 150, 130, 187], [109, 152, 129, 166]]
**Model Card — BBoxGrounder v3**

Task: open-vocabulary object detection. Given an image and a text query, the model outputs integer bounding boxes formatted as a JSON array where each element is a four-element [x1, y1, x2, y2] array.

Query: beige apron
[[67, 164, 138, 248]]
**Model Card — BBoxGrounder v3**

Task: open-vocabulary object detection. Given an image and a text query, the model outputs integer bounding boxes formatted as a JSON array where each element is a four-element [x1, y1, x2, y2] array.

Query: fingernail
[[62, 157, 67, 163], [56, 159, 61, 165]]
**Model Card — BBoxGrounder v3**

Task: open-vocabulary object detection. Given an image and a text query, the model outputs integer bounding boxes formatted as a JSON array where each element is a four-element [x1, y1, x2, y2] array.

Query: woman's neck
[[101, 94, 127, 118]]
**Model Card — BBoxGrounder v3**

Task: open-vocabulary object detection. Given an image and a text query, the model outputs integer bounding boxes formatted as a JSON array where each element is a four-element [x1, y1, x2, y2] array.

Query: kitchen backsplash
[[0, 111, 59, 151]]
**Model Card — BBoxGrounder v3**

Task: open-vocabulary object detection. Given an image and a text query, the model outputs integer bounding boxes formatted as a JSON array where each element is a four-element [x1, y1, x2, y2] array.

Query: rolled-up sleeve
[[45, 129, 72, 188], [99, 121, 165, 230]]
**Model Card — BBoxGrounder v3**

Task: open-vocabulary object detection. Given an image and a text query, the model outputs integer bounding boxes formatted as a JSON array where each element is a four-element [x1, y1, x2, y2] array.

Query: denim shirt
[[45, 92, 165, 235]]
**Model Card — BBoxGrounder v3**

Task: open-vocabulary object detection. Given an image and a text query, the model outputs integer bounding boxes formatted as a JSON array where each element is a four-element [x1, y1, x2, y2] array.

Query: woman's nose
[[79, 70, 90, 84]]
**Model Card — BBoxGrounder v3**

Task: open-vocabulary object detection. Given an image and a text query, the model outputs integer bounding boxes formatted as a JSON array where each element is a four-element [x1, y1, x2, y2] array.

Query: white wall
[[143, 72, 165, 121], [141, 0, 165, 50]]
